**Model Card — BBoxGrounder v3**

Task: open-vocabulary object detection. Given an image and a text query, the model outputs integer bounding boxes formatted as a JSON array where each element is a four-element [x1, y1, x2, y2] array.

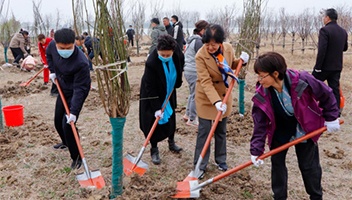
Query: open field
[[0, 38, 352, 199]]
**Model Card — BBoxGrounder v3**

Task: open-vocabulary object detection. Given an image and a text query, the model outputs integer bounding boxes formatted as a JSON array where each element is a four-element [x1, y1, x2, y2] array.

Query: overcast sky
[[2, 0, 351, 24]]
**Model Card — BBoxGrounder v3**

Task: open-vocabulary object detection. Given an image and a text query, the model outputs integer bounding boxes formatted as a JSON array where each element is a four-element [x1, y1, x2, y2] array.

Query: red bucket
[[2, 104, 24, 127]]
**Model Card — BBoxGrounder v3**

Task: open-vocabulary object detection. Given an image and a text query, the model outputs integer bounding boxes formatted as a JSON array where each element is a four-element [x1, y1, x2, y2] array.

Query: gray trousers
[[184, 72, 197, 121], [193, 117, 227, 170]]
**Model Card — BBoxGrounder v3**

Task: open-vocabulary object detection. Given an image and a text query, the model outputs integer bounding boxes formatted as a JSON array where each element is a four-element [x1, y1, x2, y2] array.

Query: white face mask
[[57, 49, 74, 58]]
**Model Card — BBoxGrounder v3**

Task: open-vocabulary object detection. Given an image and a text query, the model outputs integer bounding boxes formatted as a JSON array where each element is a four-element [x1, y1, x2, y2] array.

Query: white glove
[[44, 65, 49, 68], [324, 119, 340, 132], [215, 102, 227, 115], [240, 51, 250, 64], [49, 73, 56, 84], [251, 155, 264, 167], [66, 114, 77, 124], [154, 110, 164, 119], [314, 69, 322, 73]]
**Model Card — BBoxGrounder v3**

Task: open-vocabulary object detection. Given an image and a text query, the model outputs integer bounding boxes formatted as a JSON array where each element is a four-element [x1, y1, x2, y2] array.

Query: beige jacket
[[195, 42, 241, 120], [9, 33, 27, 54]]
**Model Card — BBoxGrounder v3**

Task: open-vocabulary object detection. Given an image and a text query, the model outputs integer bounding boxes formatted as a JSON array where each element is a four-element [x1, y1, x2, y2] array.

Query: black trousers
[[54, 94, 80, 161], [270, 139, 322, 200], [128, 38, 134, 47], [312, 70, 341, 109], [10, 47, 24, 63]]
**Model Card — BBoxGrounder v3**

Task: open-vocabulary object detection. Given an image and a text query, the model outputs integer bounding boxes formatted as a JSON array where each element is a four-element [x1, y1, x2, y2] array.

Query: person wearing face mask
[[46, 28, 91, 169], [251, 52, 340, 200], [193, 24, 249, 179], [139, 34, 184, 165]]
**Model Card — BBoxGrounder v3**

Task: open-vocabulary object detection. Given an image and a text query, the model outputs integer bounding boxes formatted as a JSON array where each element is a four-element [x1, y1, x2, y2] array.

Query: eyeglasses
[[257, 73, 270, 81]]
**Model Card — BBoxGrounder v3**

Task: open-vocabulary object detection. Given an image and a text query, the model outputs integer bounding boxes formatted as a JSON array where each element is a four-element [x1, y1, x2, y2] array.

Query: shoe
[[186, 119, 199, 127], [182, 114, 189, 122], [44, 82, 48, 85], [168, 139, 183, 153], [53, 143, 67, 150], [197, 170, 205, 179], [217, 163, 228, 171], [151, 147, 161, 165], [13, 62, 20, 68], [50, 92, 59, 97], [71, 159, 82, 169]]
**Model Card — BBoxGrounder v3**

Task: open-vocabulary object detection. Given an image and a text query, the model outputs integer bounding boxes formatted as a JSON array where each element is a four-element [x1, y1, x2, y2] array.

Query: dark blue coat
[[314, 21, 348, 71], [46, 40, 91, 116]]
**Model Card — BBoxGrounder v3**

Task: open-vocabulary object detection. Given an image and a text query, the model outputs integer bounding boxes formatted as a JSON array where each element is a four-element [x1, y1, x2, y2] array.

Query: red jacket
[[38, 37, 53, 65]]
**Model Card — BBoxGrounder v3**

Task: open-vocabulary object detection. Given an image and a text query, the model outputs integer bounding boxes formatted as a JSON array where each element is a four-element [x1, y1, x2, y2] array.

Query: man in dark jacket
[[312, 8, 348, 112], [126, 25, 135, 47], [171, 15, 185, 51], [163, 17, 174, 36], [46, 28, 91, 169]]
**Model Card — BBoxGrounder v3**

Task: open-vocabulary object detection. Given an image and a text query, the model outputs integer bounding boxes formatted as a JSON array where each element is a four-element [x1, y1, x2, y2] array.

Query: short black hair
[[202, 24, 225, 44], [171, 15, 178, 22], [82, 32, 89, 36], [151, 18, 160, 25], [157, 34, 177, 51], [325, 8, 338, 20], [254, 52, 287, 80], [54, 28, 75, 44], [163, 17, 169, 20]]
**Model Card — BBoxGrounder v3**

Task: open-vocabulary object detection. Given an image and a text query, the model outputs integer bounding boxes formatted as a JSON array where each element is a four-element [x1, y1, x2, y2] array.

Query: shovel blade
[[171, 180, 200, 199], [183, 170, 200, 182], [123, 153, 148, 176], [76, 170, 105, 189]]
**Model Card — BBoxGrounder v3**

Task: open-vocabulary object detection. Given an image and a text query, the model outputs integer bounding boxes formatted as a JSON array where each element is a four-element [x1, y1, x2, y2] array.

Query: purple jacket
[[250, 69, 339, 156]]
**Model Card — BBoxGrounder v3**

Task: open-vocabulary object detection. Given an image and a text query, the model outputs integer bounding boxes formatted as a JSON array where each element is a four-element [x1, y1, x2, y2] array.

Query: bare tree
[[32, 0, 46, 36], [297, 8, 313, 54], [131, 0, 145, 56], [150, 0, 164, 18], [278, 8, 289, 48], [236, 0, 266, 78], [287, 14, 298, 54], [72, 0, 85, 35], [55, 9, 61, 31], [94, 0, 130, 197]]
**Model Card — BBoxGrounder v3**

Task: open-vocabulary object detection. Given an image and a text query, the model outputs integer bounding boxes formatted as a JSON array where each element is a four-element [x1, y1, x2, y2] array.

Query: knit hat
[[151, 18, 160, 25]]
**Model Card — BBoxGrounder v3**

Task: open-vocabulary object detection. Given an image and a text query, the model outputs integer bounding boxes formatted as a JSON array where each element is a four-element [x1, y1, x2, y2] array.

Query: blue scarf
[[158, 55, 177, 124]]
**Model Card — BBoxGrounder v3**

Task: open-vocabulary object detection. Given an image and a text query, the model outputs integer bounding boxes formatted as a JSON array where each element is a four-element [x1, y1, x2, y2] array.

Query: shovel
[[123, 90, 173, 176], [173, 119, 344, 198], [183, 60, 243, 182], [55, 79, 105, 189], [19, 68, 44, 87]]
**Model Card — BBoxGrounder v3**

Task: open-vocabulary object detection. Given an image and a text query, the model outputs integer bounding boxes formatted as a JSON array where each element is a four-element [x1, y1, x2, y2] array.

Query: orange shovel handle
[[55, 79, 86, 160], [20, 68, 44, 86], [142, 90, 174, 147], [198, 60, 243, 159], [212, 119, 344, 183]]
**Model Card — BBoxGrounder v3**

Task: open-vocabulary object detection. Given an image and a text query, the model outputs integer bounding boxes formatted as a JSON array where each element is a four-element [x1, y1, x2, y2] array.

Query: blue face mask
[[158, 54, 173, 62], [170, 21, 173, 26], [57, 49, 74, 58]]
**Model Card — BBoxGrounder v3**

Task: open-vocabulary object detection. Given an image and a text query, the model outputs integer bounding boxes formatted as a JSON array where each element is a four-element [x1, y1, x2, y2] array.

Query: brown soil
[[0, 40, 352, 200]]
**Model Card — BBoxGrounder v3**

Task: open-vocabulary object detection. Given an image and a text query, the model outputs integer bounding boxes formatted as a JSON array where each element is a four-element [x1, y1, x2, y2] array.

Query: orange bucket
[[2, 105, 24, 127]]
